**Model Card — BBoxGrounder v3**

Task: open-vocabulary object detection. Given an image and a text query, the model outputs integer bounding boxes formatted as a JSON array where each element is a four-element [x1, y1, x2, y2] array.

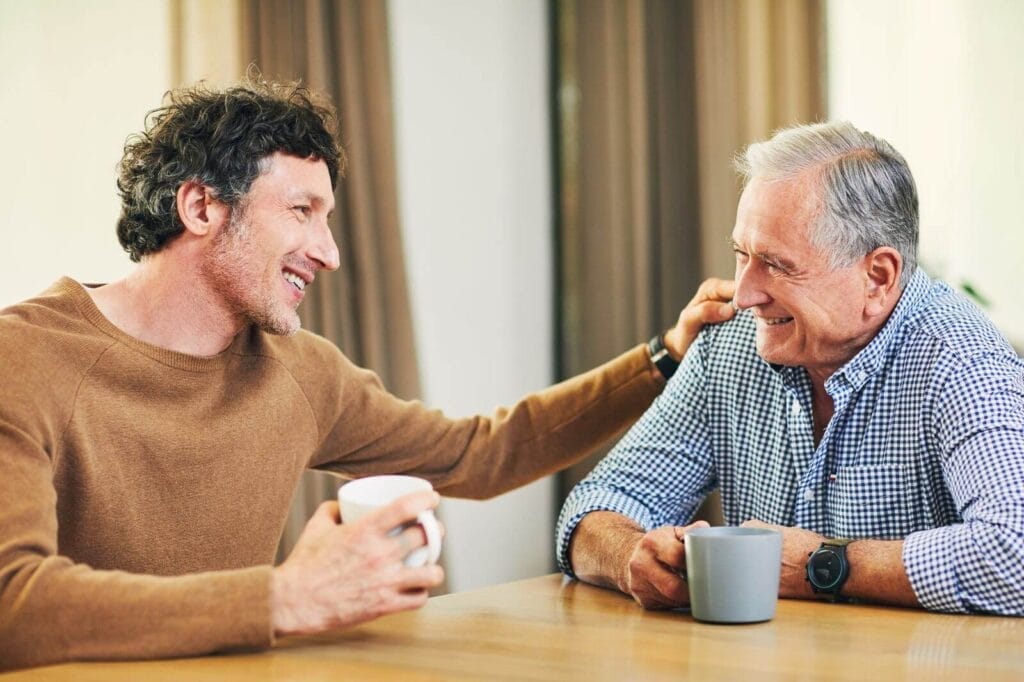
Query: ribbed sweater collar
[[59, 276, 249, 373]]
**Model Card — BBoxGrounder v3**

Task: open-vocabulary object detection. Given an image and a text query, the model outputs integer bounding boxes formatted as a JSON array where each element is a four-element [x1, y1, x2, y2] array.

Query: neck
[[87, 247, 244, 357]]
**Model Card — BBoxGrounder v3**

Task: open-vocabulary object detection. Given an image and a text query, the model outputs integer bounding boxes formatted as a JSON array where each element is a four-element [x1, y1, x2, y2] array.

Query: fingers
[[663, 278, 738, 359], [682, 519, 710, 533], [625, 526, 694, 608], [641, 526, 686, 569], [368, 564, 445, 620], [365, 490, 439, 534], [692, 277, 736, 305], [394, 563, 445, 592], [627, 558, 688, 608], [684, 300, 736, 327], [395, 523, 429, 558]]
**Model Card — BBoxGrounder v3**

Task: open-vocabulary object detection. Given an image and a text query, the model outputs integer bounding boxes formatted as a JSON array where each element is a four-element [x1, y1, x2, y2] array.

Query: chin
[[755, 344, 797, 367], [249, 308, 302, 336]]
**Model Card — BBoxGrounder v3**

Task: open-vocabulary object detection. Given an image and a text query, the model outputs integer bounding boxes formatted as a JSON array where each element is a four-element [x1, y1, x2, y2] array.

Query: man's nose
[[732, 262, 769, 310], [309, 220, 340, 272]]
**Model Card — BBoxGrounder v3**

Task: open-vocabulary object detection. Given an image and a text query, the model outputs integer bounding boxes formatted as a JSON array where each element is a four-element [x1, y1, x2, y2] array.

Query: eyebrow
[[287, 189, 336, 216], [730, 239, 798, 271]]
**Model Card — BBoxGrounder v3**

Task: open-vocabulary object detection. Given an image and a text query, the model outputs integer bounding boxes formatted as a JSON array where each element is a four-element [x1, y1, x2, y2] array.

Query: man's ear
[[863, 247, 902, 317], [176, 181, 229, 237]]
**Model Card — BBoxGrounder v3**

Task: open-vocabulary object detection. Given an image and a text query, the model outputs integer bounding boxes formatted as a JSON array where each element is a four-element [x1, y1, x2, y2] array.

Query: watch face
[[809, 549, 843, 589]]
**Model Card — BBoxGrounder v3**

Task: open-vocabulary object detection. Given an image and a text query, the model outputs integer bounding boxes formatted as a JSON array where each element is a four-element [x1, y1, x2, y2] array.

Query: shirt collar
[[826, 268, 933, 392]]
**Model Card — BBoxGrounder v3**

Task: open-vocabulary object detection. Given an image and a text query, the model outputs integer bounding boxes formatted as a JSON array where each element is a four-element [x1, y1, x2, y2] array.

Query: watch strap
[[823, 538, 853, 548], [647, 334, 679, 380]]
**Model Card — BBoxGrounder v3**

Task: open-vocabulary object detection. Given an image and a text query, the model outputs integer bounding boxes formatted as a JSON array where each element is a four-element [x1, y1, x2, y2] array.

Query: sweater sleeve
[[309, 344, 664, 498], [0, 419, 274, 671]]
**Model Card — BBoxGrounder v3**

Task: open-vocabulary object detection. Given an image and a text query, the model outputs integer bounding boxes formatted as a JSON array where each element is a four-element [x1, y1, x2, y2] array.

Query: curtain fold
[[555, 0, 825, 517], [172, 0, 423, 560]]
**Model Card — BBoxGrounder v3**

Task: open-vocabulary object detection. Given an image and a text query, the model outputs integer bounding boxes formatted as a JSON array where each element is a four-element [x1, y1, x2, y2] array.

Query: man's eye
[[733, 250, 748, 263], [293, 206, 311, 218], [766, 263, 786, 276]]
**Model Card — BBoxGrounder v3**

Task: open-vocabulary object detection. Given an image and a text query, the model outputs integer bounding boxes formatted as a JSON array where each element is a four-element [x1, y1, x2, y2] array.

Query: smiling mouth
[[757, 316, 793, 326], [283, 271, 307, 292]]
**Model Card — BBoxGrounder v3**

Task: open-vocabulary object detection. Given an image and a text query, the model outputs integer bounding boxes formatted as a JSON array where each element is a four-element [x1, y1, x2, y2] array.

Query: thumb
[[674, 519, 710, 540], [307, 500, 342, 531]]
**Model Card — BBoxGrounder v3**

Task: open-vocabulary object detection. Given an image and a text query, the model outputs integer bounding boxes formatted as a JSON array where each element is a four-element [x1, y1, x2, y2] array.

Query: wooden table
[[7, 574, 1023, 680]]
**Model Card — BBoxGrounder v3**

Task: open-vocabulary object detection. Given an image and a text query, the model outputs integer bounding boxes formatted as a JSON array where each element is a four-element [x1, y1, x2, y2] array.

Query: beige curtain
[[238, 0, 421, 561], [173, 0, 421, 560], [556, 0, 826, 516]]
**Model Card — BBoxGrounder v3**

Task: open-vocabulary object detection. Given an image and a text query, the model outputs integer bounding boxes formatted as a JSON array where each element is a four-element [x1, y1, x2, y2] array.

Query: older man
[[0, 79, 734, 670], [558, 121, 1024, 615]]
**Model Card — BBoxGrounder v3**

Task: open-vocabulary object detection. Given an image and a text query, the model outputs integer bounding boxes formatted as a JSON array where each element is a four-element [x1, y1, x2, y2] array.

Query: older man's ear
[[862, 247, 902, 318]]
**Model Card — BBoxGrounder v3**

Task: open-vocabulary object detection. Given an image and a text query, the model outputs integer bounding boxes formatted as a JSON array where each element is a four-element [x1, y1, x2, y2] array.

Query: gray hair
[[735, 121, 919, 288]]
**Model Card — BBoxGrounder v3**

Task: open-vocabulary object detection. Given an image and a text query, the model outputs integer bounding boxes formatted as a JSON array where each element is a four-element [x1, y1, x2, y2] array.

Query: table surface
[[7, 573, 1024, 681]]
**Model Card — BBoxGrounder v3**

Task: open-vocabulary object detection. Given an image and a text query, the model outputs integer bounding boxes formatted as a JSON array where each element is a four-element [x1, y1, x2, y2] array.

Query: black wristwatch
[[647, 334, 679, 380], [806, 538, 853, 602]]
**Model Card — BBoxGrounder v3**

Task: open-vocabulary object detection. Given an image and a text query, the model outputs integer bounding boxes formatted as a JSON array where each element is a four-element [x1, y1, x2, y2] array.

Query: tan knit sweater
[[0, 278, 662, 670]]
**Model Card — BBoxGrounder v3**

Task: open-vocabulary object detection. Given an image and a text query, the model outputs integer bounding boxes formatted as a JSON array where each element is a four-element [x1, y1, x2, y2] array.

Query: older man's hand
[[620, 521, 710, 609]]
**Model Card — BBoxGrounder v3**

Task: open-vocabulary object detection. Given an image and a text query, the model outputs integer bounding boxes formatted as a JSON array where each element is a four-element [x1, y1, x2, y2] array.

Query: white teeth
[[760, 316, 792, 326], [283, 272, 306, 291]]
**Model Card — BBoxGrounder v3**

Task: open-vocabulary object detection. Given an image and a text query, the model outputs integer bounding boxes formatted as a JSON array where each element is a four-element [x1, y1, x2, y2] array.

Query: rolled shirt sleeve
[[556, 334, 717, 577], [904, 353, 1024, 614]]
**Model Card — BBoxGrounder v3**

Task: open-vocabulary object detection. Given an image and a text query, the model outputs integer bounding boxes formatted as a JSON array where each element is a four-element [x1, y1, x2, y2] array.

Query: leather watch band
[[647, 334, 680, 380]]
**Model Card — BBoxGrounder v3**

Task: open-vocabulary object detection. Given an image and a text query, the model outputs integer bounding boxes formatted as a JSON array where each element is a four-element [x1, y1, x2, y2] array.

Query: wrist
[[647, 333, 681, 380], [270, 566, 303, 637], [806, 538, 854, 602], [661, 328, 685, 361]]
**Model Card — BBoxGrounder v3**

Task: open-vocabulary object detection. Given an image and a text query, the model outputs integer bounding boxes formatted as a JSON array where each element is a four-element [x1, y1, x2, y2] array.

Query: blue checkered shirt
[[557, 270, 1024, 615]]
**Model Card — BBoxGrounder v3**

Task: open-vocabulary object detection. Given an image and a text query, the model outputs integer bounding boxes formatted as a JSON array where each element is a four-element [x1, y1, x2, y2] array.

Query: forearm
[[0, 560, 273, 671], [320, 344, 663, 500], [567, 511, 645, 593], [842, 540, 919, 607]]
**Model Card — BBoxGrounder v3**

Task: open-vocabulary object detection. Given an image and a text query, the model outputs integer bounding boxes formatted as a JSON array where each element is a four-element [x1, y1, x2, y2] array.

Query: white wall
[[388, 0, 556, 591], [827, 0, 1024, 349], [3, 0, 556, 594], [0, 0, 171, 307]]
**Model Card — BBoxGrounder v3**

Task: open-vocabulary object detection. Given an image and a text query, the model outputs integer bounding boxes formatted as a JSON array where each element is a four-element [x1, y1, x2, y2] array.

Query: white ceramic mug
[[337, 475, 442, 567]]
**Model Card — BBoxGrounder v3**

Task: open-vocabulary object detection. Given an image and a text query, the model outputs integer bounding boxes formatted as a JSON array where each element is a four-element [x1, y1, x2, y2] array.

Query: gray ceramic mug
[[683, 526, 783, 623]]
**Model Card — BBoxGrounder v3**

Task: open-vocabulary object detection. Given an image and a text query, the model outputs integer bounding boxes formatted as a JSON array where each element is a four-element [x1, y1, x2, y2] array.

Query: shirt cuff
[[555, 489, 656, 578], [903, 526, 966, 613]]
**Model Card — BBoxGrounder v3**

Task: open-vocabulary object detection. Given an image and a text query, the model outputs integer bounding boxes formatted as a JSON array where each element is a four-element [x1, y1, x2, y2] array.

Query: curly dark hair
[[116, 78, 345, 261]]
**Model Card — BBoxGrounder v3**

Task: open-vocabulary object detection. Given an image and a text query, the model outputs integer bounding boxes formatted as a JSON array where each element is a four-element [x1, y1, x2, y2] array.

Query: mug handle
[[414, 510, 442, 566]]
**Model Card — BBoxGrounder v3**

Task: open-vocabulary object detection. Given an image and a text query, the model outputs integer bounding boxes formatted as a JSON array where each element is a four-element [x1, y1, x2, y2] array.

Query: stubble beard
[[203, 207, 302, 337]]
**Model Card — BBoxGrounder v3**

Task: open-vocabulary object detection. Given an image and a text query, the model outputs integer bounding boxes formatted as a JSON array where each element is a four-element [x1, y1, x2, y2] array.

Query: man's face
[[731, 176, 877, 379], [202, 152, 339, 335]]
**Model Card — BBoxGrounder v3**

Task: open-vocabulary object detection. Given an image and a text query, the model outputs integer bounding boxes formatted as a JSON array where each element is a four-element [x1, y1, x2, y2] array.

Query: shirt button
[[791, 401, 802, 415], [803, 489, 815, 502]]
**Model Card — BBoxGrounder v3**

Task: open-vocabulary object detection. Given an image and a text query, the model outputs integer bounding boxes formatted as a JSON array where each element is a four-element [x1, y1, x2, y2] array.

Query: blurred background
[[1, 0, 1021, 594]]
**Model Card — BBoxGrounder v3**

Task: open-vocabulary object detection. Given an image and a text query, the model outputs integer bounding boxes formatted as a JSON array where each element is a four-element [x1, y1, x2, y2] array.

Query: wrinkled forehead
[[732, 176, 824, 256], [735, 176, 820, 231]]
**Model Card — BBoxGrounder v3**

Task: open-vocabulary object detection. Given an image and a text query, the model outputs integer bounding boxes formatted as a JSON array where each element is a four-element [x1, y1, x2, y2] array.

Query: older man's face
[[731, 176, 878, 381]]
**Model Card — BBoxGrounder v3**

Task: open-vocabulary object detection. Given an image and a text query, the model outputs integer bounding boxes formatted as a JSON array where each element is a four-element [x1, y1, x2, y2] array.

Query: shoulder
[[0, 279, 118, 437], [893, 280, 1022, 410], [668, 310, 768, 398], [900, 280, 1018, 366], [691, 309, 761, 371], [236, 327, 386, 402], [0, 278, 118, 377]]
